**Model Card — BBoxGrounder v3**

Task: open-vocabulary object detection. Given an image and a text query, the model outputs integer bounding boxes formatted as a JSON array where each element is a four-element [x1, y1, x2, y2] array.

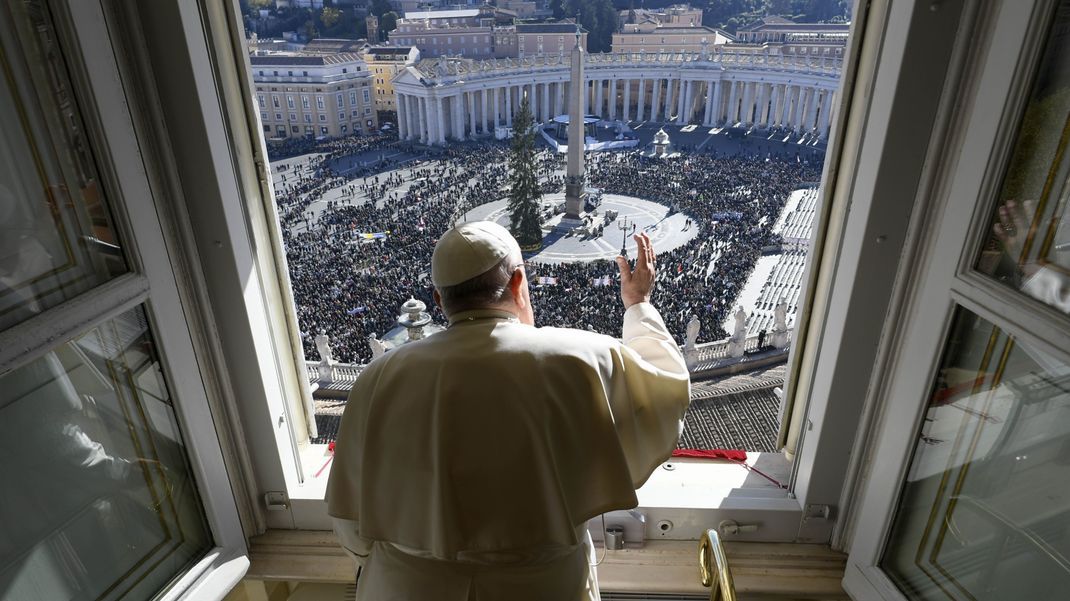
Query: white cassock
[[326, 302, 691, 601]]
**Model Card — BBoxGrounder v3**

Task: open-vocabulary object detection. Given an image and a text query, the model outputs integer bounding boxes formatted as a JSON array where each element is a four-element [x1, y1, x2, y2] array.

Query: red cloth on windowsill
[[671, 448, 747, 461]]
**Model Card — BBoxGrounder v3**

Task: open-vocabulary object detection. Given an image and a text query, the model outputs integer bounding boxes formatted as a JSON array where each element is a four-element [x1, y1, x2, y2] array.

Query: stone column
[[818, 90, 835, 138], [741, 81, 754, 124], [622, 79, 631, 121], [595, 79, 604, 118], [755, 83, 768, 126], [609, 78, 617, 120], [505, 86, 513, 127], [417, 96, 427, 143], [467, 91, 476, 136], [435, 97, 447, 144], [768, 85, 780, 127], [664, 77, 675, 122], [481, 89, 489, 133], [794, 86, 807, 132], [409, 95, 419, 140], [396, 93, 408, 140], [781, 85, 794, 129], [703, 81, 714, 125], [454, 94, 464, 141], [542, 81, 550, 121], [493, 87, 501, 130], [676, 78, 686, 123], [712, 80, 723, 125], [637, 79, 646, 121], [651, 79, 661, 123], [726, 80, 738, 124], [808, 89, 823, 131]]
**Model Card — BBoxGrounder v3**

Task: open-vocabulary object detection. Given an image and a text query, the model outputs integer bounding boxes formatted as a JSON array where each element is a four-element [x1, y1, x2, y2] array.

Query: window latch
[[718, 520, 759, 535]]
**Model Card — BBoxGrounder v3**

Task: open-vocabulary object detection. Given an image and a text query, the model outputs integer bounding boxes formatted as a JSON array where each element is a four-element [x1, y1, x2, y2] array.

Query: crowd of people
[[268, 136, 820, 364]]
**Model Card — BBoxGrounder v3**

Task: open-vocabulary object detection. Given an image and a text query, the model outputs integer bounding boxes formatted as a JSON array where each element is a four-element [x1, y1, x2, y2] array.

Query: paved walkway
[[463, 193, 700, 264]]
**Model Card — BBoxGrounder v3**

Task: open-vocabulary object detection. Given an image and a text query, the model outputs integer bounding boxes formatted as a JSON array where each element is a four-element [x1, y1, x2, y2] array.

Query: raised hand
[[615, 232, 656, 309]]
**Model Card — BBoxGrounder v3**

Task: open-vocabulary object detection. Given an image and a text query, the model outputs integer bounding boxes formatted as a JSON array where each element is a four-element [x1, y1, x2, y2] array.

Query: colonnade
[[395, 61, 839, 146]]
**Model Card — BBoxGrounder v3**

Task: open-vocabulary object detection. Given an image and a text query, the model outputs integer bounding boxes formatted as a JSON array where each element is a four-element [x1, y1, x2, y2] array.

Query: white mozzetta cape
[[326, 302, 691, 599]]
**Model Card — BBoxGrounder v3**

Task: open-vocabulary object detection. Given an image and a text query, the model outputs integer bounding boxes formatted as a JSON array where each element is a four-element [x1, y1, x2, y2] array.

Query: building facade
[[612, 23, 733, 54], [391, 48, 840, 145], [389, 6, 582, 59], [734, 16, 851, 57], [361, 46, 420, 115], [620, 4, 704, 28], [251, 53, 378, 139]]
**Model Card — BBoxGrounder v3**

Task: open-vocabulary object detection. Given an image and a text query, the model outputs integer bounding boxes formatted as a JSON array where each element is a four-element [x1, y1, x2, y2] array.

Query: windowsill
[[287, 444, 799, 538], [291, 444, 792, 505], [243, 530, 848, 598]]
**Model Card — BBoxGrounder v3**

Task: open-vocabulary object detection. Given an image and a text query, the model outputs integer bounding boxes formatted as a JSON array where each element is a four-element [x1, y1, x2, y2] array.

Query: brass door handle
[[699, 529, 737, 601]]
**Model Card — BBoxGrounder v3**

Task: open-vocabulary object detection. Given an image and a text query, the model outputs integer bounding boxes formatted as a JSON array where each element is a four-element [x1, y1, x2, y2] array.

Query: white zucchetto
[[431, 221, 522, 287]]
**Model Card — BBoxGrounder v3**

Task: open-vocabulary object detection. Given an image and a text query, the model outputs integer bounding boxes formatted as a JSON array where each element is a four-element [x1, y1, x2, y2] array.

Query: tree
[[301, 19, 318, 41], [507, 98, 543, 248], [369, 0, 392, 18], [320, 7, 342, 29], [380, 11, 399, 35]]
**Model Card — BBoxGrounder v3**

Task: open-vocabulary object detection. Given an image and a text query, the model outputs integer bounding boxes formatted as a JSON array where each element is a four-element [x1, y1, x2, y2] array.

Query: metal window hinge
[[803, 503, 834, 522], [264, 491, 290, 511]]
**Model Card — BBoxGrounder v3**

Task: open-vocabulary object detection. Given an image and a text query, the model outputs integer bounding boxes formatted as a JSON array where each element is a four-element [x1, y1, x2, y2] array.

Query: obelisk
[[564, 25, 586, 219]]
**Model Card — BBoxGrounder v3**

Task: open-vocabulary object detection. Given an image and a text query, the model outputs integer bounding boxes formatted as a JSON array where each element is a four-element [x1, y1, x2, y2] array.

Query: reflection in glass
[[0, 2, 127, 332], [882, 308, 1070, 600], [0, 307, 213, 601], [977, 1, 1070, 314]]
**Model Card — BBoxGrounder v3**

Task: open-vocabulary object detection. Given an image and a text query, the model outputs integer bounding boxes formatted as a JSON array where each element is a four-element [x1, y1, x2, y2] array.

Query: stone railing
[[306, 360, 366, 385], [413, 48, 842, 83], [309, 332, 786, 388]]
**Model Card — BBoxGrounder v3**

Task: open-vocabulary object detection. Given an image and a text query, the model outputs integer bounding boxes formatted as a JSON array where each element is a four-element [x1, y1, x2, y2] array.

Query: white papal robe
[[326, 302, 691, 600]]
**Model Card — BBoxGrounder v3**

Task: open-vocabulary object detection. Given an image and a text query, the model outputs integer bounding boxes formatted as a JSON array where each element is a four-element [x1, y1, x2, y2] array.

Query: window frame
[[0, 0, 251, 598], [842, 0, 1070, 597], [160, 0, 962, 547]]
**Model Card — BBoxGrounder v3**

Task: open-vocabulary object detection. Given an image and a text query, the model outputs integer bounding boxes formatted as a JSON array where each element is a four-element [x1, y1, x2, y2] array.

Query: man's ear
[[509, 268, 527, 306], [432, 289, 443, 311]]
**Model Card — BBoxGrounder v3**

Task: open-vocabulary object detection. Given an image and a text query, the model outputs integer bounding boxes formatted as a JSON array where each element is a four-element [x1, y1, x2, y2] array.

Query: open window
[[0, 1, 247, 599], [210, 0, 882, 545]]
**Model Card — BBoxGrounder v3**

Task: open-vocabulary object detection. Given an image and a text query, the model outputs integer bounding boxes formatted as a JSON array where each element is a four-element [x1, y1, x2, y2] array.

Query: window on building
[[362, 88, 371, 104], [304, 114, 312, 123], [320, 126, 328, 134], [302, 95, 310, 109], [316, 95, 325, 109], [319, 114, 326, 121], [349, 90, 357, 106], [289, 112, 297, 121], [272, 94, 280, 108], [257, 94, 265, 108], [287, 95, 295, 109]]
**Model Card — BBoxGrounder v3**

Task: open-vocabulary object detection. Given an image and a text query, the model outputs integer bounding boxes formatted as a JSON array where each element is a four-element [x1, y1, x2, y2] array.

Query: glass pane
[[882, 308, 1070, 600], [0, 306, 213, 601], [0, 2, 127, 332], [976, 1, 1070, 314]]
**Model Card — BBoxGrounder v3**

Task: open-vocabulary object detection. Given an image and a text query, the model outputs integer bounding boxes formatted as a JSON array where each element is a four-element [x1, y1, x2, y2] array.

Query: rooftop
[[402, 8, 482, 20], [515, 23, 586, 34], [250, 52, 365, 66], [739, 17, 850, 33], [365, 46, 414, 56]]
